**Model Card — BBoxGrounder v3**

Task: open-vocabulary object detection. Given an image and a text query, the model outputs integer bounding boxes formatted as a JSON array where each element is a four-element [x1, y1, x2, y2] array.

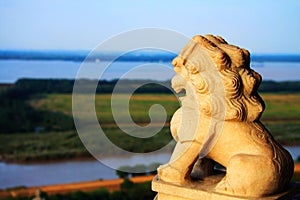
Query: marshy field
[[1, 92, 300, 162]]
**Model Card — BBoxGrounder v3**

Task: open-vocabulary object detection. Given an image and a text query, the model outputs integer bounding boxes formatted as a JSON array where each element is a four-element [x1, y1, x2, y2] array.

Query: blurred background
[[0, 1, 299, 199]]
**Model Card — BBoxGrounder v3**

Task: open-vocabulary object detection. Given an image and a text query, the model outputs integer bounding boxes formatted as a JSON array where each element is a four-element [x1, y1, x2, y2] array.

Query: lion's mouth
[[171, 74, 187, 94]]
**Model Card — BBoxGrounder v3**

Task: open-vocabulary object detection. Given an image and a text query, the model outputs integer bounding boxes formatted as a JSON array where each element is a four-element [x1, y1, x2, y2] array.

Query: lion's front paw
[[157, 164, 185, 184]]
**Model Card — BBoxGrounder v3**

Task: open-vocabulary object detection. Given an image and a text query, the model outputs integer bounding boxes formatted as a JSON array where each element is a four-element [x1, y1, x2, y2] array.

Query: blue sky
[[0, 0, 300, 53]]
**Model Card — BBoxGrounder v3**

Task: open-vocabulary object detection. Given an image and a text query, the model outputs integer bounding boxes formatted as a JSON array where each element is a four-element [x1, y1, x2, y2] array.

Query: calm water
[[0, 153, 171, 189], [0, 147, 299, 189], [0, 60, 175, 83], [0, 60, 300, 83]]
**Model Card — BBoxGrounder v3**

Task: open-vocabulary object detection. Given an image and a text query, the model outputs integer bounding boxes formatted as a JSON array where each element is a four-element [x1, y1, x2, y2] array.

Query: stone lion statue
[[157, 35, 294, 197]]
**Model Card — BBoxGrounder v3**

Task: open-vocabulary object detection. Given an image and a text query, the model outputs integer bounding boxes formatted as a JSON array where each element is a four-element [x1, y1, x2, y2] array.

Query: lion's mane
[[172, 35, 265, 122]]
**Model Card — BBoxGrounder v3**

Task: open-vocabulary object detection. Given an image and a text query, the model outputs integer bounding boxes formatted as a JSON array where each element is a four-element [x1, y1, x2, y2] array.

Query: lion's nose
[[172, 57, 184, 67]]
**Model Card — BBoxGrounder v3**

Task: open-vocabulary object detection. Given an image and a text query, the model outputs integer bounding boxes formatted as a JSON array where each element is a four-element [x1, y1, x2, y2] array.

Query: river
[[1, 147, 299, 189], [0, 153, 171, 189], [1, 60, 300, 83]]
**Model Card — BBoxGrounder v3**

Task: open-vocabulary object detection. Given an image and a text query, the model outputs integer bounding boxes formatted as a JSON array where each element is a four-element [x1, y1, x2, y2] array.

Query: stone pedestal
[[152, 175, 300, 200]]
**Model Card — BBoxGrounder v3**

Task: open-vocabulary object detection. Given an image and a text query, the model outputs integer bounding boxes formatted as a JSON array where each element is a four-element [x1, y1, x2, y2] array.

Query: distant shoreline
[[1, 50, 300, 63], [0, 145, 299, 165]]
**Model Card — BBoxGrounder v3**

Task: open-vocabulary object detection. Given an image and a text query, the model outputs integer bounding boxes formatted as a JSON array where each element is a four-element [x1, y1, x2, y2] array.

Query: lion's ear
[[241, 48, 250, 68], [215, 36, 228, 44], [251, 70, 262, 89], [192, 35, 217, 49], [190, 35, 231, 71]]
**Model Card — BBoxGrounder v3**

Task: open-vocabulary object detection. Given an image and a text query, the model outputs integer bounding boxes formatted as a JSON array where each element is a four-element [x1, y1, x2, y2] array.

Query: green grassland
[[260, 93, 300, 144], [30, 93, 179, 124], [1, 93, 300, 162], [30, 93, 300, 142]]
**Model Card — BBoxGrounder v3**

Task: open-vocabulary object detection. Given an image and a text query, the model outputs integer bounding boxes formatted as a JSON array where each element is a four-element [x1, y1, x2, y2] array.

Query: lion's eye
[[186, 65, 198, 74]]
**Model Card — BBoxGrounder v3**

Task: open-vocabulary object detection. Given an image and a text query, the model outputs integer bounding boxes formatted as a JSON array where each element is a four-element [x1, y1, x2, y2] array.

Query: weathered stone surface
[[152, 176, 300, 200], [153, 34, 296, 198]]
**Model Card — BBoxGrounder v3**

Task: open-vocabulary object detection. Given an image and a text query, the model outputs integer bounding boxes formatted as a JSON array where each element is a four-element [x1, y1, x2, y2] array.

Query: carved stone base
[[152, 175, 300, 200]]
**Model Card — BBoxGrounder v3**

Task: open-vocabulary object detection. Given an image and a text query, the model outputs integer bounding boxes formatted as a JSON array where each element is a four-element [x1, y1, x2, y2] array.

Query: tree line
[[2, 78, 300, 94]]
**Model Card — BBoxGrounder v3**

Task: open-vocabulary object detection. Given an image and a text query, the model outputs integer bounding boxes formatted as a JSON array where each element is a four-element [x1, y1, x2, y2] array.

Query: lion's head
[[171, 35, 265, 122]]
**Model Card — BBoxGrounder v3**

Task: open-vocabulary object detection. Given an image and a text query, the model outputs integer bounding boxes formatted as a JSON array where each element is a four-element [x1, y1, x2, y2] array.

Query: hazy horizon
[[1, 1, 299, 83]]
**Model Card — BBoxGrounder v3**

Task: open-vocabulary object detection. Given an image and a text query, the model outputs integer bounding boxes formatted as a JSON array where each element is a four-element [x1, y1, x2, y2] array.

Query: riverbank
[[1, 145, 299, 165], [1, 163, 300, 200], [0, 175, 155, 199], [0, 126, 174, 164], [0, 154, 96, 165]]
